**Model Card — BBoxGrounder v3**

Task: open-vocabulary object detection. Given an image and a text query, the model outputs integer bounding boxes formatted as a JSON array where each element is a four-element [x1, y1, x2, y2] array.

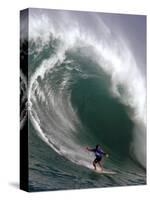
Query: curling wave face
[[20, 70, 27, 130], [26, 9, 146, 169]]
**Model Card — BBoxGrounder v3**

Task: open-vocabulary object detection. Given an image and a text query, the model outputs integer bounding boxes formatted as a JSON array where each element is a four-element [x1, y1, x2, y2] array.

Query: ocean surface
[[20, 8, 146, 192]]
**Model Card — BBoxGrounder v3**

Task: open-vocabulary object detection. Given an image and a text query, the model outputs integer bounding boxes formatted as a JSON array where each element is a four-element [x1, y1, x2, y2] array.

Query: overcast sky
[[99, 13, 146, 77]]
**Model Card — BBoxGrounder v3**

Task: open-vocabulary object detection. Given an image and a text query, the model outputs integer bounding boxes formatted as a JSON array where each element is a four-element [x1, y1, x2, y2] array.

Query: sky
[[99, 13, 146, 77]]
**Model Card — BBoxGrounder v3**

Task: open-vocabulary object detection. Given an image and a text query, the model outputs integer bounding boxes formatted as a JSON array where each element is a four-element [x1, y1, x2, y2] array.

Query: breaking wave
[[23, 9, 146, 169]]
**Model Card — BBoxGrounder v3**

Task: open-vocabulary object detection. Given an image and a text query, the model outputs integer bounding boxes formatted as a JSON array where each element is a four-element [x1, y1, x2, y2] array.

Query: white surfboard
[[93, 168, 116, 175]]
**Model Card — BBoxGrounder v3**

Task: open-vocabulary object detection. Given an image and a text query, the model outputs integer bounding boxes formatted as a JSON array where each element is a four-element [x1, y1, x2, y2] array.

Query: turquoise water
[[28, 120, 146, 192], [27, 40, 145, 191]]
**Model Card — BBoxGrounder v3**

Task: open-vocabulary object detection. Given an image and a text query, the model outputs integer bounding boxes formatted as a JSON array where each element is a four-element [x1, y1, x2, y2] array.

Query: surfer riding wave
[[86, 144, 109, 171]]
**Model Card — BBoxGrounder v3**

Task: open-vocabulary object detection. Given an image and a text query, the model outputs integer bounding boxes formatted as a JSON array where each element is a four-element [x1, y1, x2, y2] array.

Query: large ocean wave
[[23, 9, 146, 170]]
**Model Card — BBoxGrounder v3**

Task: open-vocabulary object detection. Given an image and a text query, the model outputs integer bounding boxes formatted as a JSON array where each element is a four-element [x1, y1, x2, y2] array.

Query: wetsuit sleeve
[[88, 148, 96, 152], [100, 149, 106, 155]]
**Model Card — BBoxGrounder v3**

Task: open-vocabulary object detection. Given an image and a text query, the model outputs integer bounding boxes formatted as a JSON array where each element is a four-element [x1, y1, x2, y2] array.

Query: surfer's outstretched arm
[[100, 149, 109, 157], [86, 147, 95, 152]]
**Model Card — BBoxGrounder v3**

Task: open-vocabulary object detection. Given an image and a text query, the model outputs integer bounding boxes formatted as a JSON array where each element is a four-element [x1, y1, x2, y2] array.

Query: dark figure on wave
[[86, 144, 109, 171]]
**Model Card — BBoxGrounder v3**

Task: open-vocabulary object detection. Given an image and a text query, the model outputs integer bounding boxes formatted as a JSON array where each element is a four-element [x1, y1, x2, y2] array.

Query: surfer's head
[[96, 144, 100, 149]]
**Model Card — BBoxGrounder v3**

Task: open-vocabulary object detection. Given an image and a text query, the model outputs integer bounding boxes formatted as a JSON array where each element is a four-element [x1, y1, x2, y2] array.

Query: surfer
[[86, 144, 109, 171]]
